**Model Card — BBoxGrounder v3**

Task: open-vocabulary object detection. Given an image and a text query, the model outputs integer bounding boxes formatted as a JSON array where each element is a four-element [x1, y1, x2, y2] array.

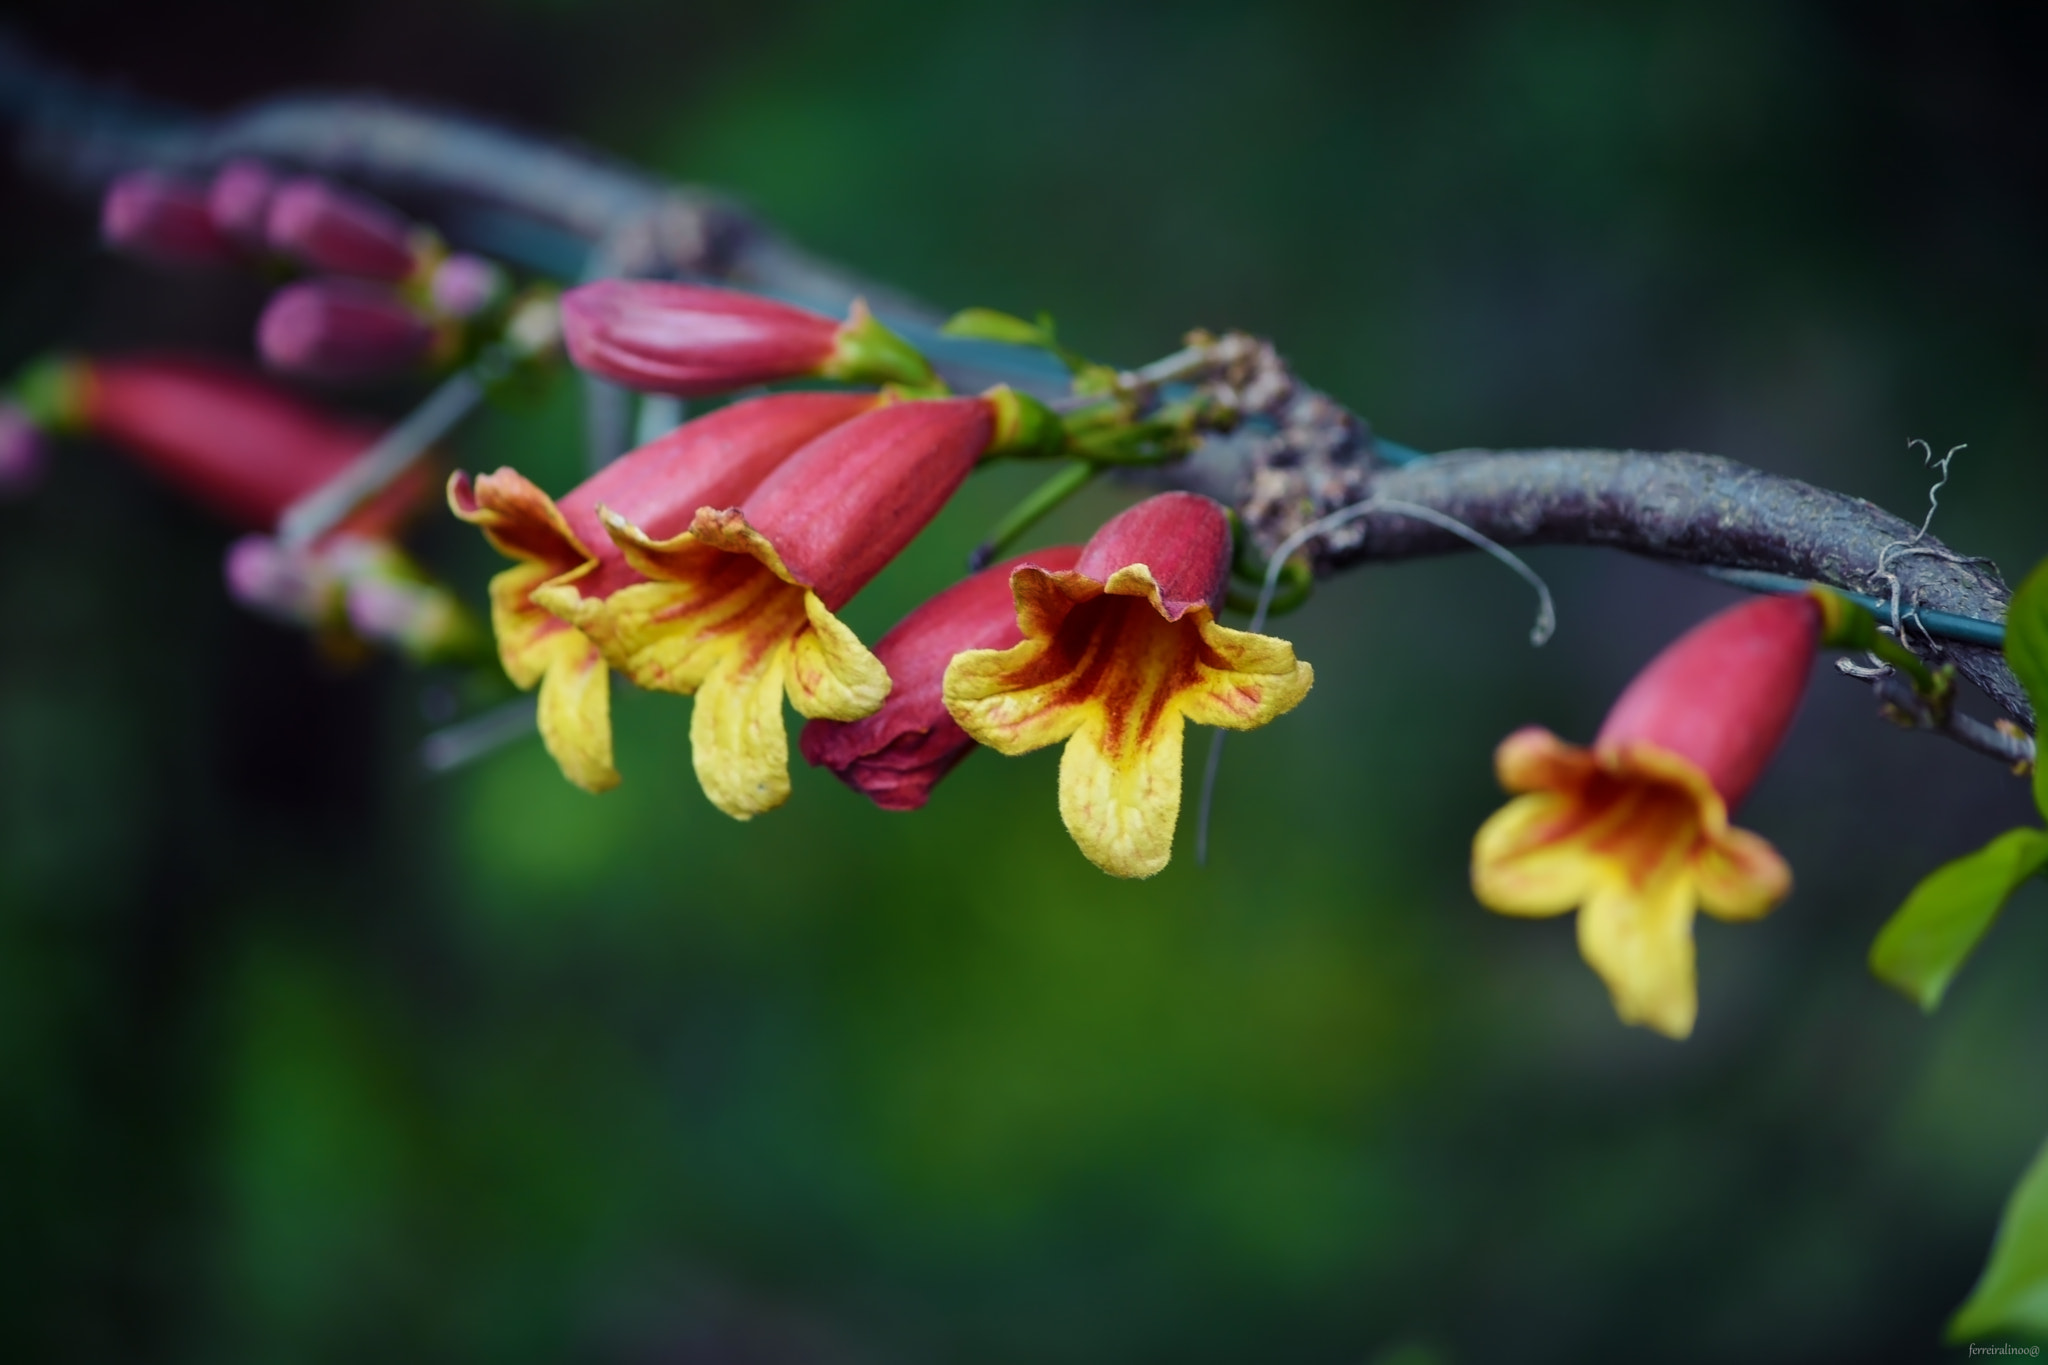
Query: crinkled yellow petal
[[1496, 727, 1597, 793], [943, 635, 1090, 756], [1059, 706, 1188, 879], [690, 643, 795, 819], [1176, 618, 1314, 730], [1471, 791, 1600, 917], [533, 630, 617, 794], [1694, 825, 1792, 922], [1576, 870, 1699, 1039], [484, 559, 570, 690], [787, 591, 892, 720]]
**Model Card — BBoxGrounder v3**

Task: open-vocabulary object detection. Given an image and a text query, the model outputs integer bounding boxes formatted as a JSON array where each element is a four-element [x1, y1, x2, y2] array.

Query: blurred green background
[[3, 2, 2048, 1360]]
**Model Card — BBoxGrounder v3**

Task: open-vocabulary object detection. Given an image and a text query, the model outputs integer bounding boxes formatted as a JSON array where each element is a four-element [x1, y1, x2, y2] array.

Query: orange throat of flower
[[531, 506, 889, 820], [1470, 727, 1792, 1039], [943, 563, 1313, 879]]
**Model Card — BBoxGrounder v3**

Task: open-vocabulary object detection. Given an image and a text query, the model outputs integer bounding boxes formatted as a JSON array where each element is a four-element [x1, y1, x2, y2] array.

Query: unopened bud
[[0, 402, 48, 497], [224, 534, 333, 624], [258, 280, 439, 381], [427, 253, 508, 320], [102, 170, 235, 264], [344, 574, 480, 662], [208, 159, 279, 247], [265, 176, 434, 281]]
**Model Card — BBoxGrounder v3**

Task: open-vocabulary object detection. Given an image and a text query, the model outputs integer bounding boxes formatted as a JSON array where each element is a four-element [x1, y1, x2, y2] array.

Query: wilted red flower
[[101, 170, 235, 264], [257, 280, 442, 382], [560, 280, 938, 396], [801, 544, 1086, 811], [1471, 592, 1821, 1039], [450, 390, 883, 793], [944, 492, 1315, 878], [265, 176, 433, 280]]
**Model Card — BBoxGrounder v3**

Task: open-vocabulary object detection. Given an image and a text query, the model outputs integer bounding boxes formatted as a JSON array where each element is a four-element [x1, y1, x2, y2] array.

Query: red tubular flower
[[1471, 592, 1821, 1039], [560, 280, 938, 396], [208, 159, 278, 247], [801, 545, 1086, 811], [943, 492, 1316, 878], [101, 171, 235, 264], [572, 392, 1044, 817], [257, 280, 442, 381], [450, 390, 882, 794], [63, 355, 424, 533], [265, 176, 434, 281]]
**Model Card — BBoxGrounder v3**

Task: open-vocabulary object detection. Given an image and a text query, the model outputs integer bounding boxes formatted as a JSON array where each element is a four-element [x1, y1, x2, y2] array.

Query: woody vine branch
[[1, 36, 2031, 740]]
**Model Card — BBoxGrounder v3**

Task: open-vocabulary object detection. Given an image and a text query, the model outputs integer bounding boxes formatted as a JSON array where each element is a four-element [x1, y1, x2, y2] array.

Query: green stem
[[968, 462, 1096, 571]]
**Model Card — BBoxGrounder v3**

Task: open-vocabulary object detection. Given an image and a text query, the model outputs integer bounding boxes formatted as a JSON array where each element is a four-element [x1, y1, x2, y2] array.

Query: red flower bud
[[560, 281, 937, 395], [1595, 591, 1822, 810], [801, 545, 1085, 810], [101, 171, 235, 264], [265, 177, 431, 280], [257, 280, 440, 381], [72, 355, 425, 533], [208, 159, 278, 247], [1072, 490, 1235, 619]]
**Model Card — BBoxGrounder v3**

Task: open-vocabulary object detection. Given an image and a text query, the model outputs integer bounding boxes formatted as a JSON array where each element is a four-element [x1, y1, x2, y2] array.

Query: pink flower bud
[[208, 159, 279, 247], [801, 546, 1085, 810], [0, 402, 48, 497], [427, 253, 507, 320], [1595, 592, 1822, 810], [224, 534, 331, 623], [559, 280, 842, 395], [257, 280, 438, 382], [101, 170, 235, 264], [265, 176, 428, 280]]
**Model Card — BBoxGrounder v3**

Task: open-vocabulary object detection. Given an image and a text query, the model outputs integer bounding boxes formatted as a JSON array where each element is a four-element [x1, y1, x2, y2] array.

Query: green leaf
[[1951, 1134, 2048, 1342], [940, 308, 1049, 347], [1870, 827, 2048, 1011], [2006, 557, 2048, 819]]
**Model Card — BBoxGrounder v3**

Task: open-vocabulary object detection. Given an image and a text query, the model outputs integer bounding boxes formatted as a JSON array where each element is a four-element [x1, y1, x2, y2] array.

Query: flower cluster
[[453, 280, 1316, 875]]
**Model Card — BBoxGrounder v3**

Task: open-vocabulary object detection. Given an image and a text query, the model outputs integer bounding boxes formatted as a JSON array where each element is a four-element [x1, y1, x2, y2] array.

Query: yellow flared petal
[[1471, 792, 1600, 917], [1694, 825, 1792, 922], [534, 632, 617, 794], [1058, 706, 1188, 879], [787, 592, 891, 720], [1576, 871, 1700, 1039], [1495, 727, 1596, 794], [690, 646, 795, 819], [485, 559, 570, 690], [943, 635, 1090, 756], [1176, 619, 1315, 730]]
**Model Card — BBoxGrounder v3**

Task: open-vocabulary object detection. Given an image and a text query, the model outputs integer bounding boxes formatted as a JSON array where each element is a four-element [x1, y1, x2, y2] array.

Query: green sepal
[[1809, 585, 1944, 696], [941, 308, 1047, 348], [822, 299, 943, 395], [1870, 826, 2048, 1012], [1949, 1132, 2048, 1342], [2004, 558, 2048, 818], [982, 386, 1066, 460], [10, 354, 88, 434], [1223, 510, 1315, 618], [941, 307, 1096, 376]]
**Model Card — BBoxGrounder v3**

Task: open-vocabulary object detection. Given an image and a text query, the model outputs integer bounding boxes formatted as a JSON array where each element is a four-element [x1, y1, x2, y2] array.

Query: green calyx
[[824, 299, 943, 395], [1809, 585, 1946, 698], [11, 354, 88, 434], [982, 385, 1067, 460], [1224, 509, 1315, 618]]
